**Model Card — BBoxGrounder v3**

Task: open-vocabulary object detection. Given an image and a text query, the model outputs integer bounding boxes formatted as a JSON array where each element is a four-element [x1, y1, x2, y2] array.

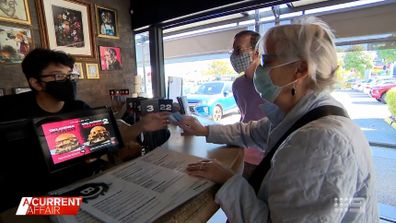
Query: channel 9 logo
[[334, 197, 366, 213]]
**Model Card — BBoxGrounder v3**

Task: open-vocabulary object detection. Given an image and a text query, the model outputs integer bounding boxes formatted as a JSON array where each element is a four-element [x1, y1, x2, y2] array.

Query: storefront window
[[135, 32, 153, 98]]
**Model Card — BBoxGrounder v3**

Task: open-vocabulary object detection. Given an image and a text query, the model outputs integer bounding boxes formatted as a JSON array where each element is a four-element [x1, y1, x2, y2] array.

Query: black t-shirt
[[0, 91, 91, 122]]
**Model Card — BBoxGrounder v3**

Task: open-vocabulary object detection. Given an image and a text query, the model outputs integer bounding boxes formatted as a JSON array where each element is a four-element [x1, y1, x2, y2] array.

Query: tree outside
[[377, 49, 396, 76], [203, 60, 236, 79], [343, 45, 374, 79], [377, 49, 396, 64]]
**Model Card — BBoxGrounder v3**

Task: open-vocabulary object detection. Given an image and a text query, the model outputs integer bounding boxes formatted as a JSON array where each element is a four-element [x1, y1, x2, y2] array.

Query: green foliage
[[335, 56, 349, 88], [343, 46, 374, 78], [335, 56, 345, 79], [386, 88, 396, 118], [204, 60, 236, 77], [377, 49, 396, 64]]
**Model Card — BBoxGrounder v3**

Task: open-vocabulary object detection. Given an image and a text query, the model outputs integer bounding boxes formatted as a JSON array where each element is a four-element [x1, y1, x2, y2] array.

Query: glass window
[[224, 82, 232, 92], [194, 82, 224, 95], [135, 32, 153, 98]]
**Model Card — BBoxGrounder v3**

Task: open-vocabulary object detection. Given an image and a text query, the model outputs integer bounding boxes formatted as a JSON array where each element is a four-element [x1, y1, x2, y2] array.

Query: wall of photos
[[0, 0, 136, 107]]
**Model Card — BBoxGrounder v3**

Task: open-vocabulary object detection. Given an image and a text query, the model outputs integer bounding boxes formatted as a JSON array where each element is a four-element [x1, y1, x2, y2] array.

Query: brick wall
[[0, 0, 136, 107]]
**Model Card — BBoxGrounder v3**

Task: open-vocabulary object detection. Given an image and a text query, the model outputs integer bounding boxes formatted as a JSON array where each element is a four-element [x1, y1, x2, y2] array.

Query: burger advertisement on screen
[[41, 118, 86, 165], [40, 115, 119, 165], [81, 118, 117, 150], [55, 133, 80, 154], [87, 126, 111, 145]]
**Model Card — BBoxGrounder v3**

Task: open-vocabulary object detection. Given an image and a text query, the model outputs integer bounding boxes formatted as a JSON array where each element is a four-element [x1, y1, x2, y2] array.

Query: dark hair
[[233, 30, 260, 49], [21, 48, 75, 80]]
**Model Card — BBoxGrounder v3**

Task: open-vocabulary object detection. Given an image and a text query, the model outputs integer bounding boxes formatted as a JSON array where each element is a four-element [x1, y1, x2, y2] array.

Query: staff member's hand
[[186, 160, 234, 184], [139, 112, 170, 132], [177, 116, 208, 136]]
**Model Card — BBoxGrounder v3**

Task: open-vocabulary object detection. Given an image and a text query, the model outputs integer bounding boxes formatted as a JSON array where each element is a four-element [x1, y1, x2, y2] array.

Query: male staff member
[[0, 48, 168, 140]]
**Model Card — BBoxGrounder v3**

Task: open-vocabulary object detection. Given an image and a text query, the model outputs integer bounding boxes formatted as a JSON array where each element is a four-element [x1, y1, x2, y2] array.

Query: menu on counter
[[50, 147, 214, 223]]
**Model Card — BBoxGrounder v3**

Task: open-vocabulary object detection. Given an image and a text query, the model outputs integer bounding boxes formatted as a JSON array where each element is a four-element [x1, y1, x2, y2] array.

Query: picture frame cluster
[[0, 0, 122, 79], [73, 62, 100, 80], [0, 0, 33, 64]]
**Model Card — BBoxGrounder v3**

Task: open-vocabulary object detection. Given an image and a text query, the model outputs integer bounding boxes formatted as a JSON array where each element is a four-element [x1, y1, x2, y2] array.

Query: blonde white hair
[[258, 16, 338, 91]]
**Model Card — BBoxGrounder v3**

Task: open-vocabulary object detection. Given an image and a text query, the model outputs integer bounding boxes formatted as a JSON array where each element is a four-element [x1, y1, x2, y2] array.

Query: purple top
[[232, 75, 266, 123]]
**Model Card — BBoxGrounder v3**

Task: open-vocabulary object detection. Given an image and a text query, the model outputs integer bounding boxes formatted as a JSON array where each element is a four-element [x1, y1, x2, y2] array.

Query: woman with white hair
[[178, 17, 378, 222]]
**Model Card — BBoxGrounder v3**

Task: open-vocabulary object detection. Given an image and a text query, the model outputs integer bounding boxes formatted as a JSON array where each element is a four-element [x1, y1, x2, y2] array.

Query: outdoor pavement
[[333, 89, 395, 146]]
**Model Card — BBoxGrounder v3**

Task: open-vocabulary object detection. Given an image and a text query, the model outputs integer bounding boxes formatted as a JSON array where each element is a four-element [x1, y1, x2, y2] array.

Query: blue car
[[187, 81, 237, 121]]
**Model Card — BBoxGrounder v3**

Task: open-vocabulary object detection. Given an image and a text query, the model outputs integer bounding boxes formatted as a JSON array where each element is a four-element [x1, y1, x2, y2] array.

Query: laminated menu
[[50, 147, 214, 223]]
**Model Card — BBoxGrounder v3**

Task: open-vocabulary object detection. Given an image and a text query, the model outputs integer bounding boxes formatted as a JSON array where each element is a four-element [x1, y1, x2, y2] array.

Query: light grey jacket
[[207, 91, 378, 223]]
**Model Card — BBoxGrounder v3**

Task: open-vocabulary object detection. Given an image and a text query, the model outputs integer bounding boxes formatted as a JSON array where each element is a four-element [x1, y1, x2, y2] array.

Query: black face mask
[[45, 80, 77, 101]]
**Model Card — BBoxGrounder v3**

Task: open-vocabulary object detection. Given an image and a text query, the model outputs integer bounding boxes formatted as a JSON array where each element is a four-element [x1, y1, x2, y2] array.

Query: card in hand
[[169, 112, 183, 122]]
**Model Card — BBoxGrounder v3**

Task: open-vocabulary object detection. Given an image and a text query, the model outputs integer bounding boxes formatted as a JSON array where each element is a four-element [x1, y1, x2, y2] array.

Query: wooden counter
[[157, 125, 244, 223], [0, 125, 244, 223]]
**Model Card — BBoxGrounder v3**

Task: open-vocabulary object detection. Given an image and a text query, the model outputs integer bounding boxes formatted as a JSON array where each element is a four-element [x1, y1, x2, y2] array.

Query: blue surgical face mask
[[253, 60, 300, 102], [230, 52, 252, 74]]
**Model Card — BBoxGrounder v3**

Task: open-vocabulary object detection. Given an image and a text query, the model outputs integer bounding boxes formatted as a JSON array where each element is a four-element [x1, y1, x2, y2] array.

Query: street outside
[[219, 89, 396, 210], [333, 90, 396, 210]]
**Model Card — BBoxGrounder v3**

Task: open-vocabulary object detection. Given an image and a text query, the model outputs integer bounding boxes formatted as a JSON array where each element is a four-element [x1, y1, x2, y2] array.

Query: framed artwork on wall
[[0, 0, 31, 25], [0, 88, 4, 96], [95, 5, 118, 39], [99, 46, 122, 71], [0, 24, 32, 64], [36, 0, 95, 59], [86, 63, 99, 79], [73, 62, 84, 79]]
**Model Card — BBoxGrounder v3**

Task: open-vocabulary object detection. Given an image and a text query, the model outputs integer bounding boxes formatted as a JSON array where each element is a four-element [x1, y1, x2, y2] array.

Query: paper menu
[[50, 147, 214, 223]]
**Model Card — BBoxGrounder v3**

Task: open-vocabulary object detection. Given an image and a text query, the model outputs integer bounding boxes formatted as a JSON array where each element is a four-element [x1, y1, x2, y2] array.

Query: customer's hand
[[177, 116, 208, 136], [186, 160, 234, 184], [139, 112, 170, 132]]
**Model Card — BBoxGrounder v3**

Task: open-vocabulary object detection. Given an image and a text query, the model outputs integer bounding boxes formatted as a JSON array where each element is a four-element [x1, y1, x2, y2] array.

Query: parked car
[[344, 78, 358, 88], [187, 81, 237, 121], [351, 80, 363, 90], [370, 82, 396, 103], [363, 78, 396, 94], [358, 79, 374, 92]]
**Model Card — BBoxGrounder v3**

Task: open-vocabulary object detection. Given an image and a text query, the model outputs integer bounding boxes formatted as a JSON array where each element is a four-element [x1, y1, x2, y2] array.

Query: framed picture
[[86, 63, 99, 79], [99, 46, 122, 71], [36, 0, 95, 59], [0, 24, 32, 64], [0, 0, 31, 25], [0, 88, 4, 96], [73, 62, 84, 79], [95, 5, 119, 39]]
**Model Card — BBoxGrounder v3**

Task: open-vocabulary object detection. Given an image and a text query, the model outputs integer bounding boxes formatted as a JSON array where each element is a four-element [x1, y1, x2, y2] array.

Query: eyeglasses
[[40, 72, 80, 82], [261, 54, 278, 67]]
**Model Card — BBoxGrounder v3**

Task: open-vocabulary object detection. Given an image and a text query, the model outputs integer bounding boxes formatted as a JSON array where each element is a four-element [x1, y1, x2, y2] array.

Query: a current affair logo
[[15, 197, 82, 215]]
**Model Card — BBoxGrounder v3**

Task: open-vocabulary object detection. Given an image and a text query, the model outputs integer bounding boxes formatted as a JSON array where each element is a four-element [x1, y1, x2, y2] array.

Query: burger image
[[55, 133, 80, 154], [88, 126, 110, 145]]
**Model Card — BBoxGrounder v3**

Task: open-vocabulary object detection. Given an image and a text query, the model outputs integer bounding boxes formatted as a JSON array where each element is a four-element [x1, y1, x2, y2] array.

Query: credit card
[[169, 112, 183, 122]]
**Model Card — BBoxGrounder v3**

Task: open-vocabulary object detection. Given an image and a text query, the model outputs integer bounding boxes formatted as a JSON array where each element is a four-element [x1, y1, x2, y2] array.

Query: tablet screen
[[34, 107, 123, 172]]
